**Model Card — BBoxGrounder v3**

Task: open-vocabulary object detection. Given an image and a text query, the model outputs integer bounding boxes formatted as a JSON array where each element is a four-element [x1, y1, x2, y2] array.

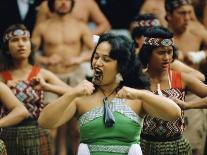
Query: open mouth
[[92, 68, 103, 85], [162, 62, 170, 69]]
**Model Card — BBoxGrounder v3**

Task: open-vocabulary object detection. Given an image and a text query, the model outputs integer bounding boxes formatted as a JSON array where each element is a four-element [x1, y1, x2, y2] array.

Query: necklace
[[99, 87, 118, 128], [157, 70, 172, 96]]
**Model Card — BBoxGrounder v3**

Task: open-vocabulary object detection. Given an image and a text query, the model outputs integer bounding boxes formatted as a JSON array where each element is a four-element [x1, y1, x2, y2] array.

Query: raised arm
[[116, 86, 181, 121], [173, 97, 207, 110], [0, 82, 29, 127], [38, 69, 71, 95], [171, 59, 205, 81], [182, 72, 207, 97], [38, 80, 94, 128]]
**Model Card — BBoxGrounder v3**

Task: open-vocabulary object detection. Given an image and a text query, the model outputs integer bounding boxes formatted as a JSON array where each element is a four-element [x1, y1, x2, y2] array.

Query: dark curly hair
[[91, 33, 150, 89], [48, 0, 75, 13], [0, 24, 35, 71], [138, 26, 178, 68]]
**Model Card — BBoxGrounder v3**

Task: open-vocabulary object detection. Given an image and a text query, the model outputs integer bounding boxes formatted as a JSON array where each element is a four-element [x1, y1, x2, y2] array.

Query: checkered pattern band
[[3, 29, 30, 42], [132, 19, 160, 28], [144, 37, 174, 46]]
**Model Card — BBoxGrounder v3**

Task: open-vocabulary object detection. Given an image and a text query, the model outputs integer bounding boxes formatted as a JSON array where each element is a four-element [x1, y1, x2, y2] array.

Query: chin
[[57, 11, 69, 16]]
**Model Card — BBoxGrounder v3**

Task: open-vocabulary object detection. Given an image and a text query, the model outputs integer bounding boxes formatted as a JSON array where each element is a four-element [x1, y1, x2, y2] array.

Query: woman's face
[[8, 35, 31, 61], [92, 41, 118, 86], [148, 46, 173, 71]]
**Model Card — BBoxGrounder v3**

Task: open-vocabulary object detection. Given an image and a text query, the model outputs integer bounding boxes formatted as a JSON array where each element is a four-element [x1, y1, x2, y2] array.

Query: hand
[[116, 86, 142, 100], [64, 56, 82, 67], [30, 77, 47, 90], [171, 97, 187, 110], [73, 80, 95, 96], [47, 54, 62, 66], [7, 80, 19, 88]]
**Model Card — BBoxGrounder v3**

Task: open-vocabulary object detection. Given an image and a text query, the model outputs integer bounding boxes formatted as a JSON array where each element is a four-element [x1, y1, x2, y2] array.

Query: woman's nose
[[163, 53, 170, 60], [95, 57, 104, 66], [18, 39, 24, 46]]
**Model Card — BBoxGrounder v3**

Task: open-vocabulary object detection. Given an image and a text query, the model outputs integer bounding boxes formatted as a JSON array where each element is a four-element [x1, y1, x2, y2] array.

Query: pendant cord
[[99, 87, 118, 128], [99, 87, 118, 99]]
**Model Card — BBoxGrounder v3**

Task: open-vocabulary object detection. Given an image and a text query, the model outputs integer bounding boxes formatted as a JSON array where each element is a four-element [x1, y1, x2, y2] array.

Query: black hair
[[48, 0, 75, 13], [138, 26, 178, 68], [131, 13, 159, 41], [91, 33, 150, 89], [0, 24, 35, 71], [165, 0, 192, 14]]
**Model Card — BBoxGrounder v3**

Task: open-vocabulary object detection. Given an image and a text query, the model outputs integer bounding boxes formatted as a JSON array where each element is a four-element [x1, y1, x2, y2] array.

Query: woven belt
[[88, 144, 130, 153], [141, 133, 182, 142]]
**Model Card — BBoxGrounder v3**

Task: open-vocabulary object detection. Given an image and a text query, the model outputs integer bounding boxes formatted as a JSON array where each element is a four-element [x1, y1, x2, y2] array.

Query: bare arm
[[0, 82, 29, 127], [171, 59, 205, 81], [39, 69, 71, 95], [174, 97, 207, 110], [38, 80, 95, 128], [116, 87, 181, 121], [182, 72, 207, 97], [35, 1, 52, 26], [203, 2, 207, 29], [32, 23, 51, 65], [88, 0, 111, 35], [79, 23, 94, 62]]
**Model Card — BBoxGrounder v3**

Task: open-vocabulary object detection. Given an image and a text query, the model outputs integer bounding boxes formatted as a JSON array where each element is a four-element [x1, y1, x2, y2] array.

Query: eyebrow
[[95, 52, 110, 57]]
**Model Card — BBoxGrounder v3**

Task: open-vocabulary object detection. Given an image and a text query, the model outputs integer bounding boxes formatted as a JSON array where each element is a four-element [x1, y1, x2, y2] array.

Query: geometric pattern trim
[[142, 88, 186, 138], [132, 19, 160, 28], [144, 37, 174, 47], [11, 80, 44, 119], [88, 144, 129, 153], [79, 98, 143, 127]]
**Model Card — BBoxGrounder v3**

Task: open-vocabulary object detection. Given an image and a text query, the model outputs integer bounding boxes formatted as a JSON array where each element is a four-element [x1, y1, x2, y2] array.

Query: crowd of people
[[0, 0, 207, 155]]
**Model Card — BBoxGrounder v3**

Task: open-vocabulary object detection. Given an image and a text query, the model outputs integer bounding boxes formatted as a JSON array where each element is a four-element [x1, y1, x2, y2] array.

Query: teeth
[[94, 68, 102, 76], [92, 68, 103, 85]]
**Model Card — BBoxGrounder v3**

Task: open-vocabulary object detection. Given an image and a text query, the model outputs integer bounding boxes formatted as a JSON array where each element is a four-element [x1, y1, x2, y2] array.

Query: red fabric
[[1, 66, 40, 81], [170, 70, 183, 89], [1, 71, 12, 81], [27, 66, 40, 80]]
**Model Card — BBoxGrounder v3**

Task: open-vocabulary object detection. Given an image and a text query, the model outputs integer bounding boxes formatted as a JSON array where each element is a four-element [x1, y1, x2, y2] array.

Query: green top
[[78, 98, 143, 155]]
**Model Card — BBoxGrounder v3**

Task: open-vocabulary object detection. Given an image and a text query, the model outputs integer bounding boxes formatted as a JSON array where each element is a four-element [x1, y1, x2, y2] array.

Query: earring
[[115, 73, 123, 84], [142, 64, 148, 73]]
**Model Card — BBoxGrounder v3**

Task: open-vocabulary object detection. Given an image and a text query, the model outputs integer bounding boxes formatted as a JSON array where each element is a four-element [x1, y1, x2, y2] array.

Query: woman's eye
[[103, 57, 111, 62], [94, 55, 99, 59]]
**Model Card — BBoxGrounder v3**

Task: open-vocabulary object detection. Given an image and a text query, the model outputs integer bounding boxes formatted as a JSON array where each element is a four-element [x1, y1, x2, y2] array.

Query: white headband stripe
[[144, 37, 174, 46], [4, 29, 30, 42]]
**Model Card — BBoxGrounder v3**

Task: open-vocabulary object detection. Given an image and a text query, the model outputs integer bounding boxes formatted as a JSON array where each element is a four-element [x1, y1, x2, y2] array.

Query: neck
[[99, 82, 119, 97], [12, 59, 31, 70], [54, 13, 71, 20], [168, 24, 185, 35], [147, 67, 168, 81]]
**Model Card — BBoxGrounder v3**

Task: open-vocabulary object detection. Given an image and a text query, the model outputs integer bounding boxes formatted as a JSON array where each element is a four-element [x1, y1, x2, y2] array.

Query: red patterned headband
[[3, 29, 30, 42], [144, 37, 174, 46], [132, 19, 160, 28]]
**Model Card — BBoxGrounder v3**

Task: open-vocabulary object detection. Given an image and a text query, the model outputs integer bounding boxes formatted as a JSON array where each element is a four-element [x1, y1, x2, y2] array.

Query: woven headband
[[144, 37, 174, 46], [166, 0, 192, 11], [3, 29, 30, 42], [132, 19, 160, 28]]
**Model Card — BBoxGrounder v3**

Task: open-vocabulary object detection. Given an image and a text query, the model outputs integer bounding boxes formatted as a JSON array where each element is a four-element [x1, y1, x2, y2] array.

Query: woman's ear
[[165, 13, 171, 22]]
